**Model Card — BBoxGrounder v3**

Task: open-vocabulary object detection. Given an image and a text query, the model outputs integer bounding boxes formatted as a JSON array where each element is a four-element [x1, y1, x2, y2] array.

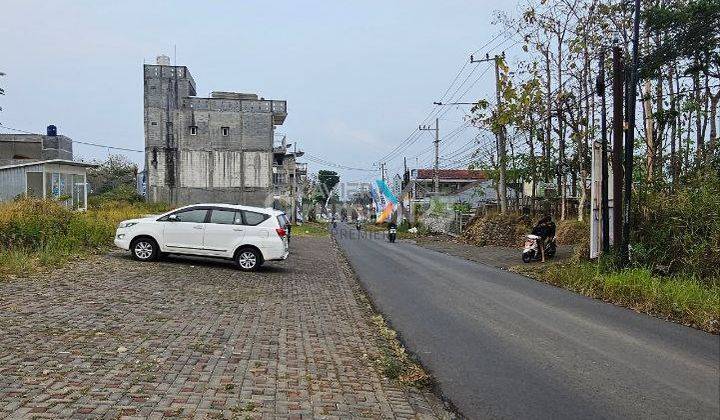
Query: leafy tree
[[87, 154, 138, 196], [312, 170, 340, 205]]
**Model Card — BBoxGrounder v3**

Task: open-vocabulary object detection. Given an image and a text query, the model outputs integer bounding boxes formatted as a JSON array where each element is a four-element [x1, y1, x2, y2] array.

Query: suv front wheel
[[235, 248, 262, 271], [130, 237, 158, 262]]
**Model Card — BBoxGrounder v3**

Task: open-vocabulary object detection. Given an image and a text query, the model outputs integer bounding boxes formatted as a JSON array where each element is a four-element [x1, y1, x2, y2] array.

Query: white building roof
[[0, 159, 98, 171]]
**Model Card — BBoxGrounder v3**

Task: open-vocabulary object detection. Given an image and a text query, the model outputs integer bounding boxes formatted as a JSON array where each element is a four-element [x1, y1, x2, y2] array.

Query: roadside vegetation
[[0, 197, 169, 280], [291, 221, 329, 237], [0, 154, 170, 280], [514, 262, 719, 334]]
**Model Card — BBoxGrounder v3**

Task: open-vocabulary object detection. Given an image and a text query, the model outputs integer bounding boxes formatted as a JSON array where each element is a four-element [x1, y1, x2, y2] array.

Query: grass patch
[[0, 198, 170, 280], [513, 262, 720, 334], [291, 221, 329, 237], [367, 313, 431, 387]]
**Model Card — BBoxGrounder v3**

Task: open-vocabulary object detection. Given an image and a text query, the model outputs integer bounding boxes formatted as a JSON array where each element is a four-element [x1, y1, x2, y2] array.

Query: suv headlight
[[117, 221, 138, 229]]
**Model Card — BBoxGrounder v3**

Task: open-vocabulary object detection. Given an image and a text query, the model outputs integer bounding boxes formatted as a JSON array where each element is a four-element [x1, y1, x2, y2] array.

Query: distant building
[[410, 168, 521, 208], [272, 136, 307, 221], [341, 182, 372, 202], [0, 125, 94, 210], [143, 56, 287, 206], [0, 125, 72, 167], [410, 169, 487, 199]]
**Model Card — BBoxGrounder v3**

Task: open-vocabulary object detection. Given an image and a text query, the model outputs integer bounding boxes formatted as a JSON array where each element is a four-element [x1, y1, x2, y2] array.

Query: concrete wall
[[0, 134, 73, 166], [143, 63, 284, 207]]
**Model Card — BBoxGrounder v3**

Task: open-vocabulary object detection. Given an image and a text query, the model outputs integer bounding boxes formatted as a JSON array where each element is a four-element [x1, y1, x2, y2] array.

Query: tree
[[87, 154, 138, 196], [312, 170, 340, 209]]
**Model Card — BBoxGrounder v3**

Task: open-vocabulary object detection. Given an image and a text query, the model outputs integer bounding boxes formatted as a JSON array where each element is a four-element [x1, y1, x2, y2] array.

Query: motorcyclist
[[532, 215, 556, 262], [387, 220, 398, 242]]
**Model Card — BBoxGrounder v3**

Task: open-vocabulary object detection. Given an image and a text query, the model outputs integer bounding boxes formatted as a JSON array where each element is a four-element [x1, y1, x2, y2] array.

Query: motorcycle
[[522, 234, 556, 263], [388, 227, 397, 243]]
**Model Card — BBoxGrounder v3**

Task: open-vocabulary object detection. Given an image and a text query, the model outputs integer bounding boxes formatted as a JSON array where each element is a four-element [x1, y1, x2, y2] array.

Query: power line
[[0, 124, 144, 153], [304, 153, 375, 172], [375, 31, 516, 165]]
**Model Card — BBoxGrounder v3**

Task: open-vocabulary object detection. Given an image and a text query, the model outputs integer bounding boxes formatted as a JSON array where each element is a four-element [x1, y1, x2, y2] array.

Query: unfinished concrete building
[[0, 125, 73, 167], [143, 55, 287, 205]]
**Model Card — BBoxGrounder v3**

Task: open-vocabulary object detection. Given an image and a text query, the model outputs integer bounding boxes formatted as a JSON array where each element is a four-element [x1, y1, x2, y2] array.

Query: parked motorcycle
[[522, 234, 556, 263], [388, 227, 397, 243]]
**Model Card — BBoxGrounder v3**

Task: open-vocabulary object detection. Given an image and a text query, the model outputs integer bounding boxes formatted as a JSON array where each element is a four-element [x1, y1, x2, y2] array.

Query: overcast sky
[[0, 0, 521, 182]]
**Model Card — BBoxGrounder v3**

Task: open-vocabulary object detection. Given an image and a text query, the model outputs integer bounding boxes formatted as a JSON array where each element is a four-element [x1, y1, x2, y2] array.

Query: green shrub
[[0, 197, 170, 280], [88, 185, 144, 208], [534, 262, 720, 333], [632, 174, 720, 280]]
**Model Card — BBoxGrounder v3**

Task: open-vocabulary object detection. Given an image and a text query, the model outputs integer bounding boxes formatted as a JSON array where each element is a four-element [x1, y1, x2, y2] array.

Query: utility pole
[[418, 118, 440, 194], [612, 44, 624, 251], [597, 49, 609, 254], [472, 53, 508, 213], [403, 157, 408, 190], [622, 0, 641, 266], [380, 162, 386, 183], [291, 142, 297, 224]]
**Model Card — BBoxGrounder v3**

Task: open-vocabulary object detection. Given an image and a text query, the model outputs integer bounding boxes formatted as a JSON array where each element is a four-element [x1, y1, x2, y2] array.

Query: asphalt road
[[335, 224, 720, 419]]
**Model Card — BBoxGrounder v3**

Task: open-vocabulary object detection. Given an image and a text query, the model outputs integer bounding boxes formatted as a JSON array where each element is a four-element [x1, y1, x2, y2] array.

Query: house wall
[[0, 163, 43, 201], [143, 63, 284, 207], [0, 163, 88, 208], [0, 135, 73, 166]]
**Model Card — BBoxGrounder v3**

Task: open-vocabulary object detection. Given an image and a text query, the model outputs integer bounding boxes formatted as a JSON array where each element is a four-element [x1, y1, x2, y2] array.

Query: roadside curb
[[330, 235, 462, 420]]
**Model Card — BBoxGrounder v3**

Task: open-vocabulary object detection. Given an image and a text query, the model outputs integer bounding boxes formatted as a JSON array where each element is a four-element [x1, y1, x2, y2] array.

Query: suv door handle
[[193, 225, 204, 230], [233, 228, 244, 232]]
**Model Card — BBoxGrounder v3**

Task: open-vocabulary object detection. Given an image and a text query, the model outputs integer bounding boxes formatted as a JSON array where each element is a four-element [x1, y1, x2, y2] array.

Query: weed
[[514, 262, 720, 333], [0, 198, 170, 280]]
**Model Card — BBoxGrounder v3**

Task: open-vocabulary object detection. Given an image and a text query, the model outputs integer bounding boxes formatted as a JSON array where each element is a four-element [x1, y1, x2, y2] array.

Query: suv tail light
[[275, 227, 287, 238]]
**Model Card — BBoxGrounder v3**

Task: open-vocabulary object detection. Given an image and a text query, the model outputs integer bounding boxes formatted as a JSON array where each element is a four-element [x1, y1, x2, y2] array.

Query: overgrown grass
[[0, 198, 170, 280], [513, 262, 720, 334], [291, 221, 330, 237]]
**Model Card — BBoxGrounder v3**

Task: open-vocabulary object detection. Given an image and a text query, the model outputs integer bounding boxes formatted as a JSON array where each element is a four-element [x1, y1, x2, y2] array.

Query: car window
[[210, 209, 241, 225], [277, 214, 288, 227], [242, 210, 269, 226], [174, 209, 208, 223]]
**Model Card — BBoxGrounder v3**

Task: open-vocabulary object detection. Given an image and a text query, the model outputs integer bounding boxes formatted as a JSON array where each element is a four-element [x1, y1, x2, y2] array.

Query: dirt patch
[[462, 213, 530, 247]]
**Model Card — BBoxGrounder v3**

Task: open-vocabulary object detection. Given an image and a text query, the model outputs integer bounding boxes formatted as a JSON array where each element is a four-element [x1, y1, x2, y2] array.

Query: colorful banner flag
[[374, 179, 398, 223]]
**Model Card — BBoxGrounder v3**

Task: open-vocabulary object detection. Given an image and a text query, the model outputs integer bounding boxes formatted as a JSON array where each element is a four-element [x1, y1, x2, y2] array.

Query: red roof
[[415, 169, 486, 180]]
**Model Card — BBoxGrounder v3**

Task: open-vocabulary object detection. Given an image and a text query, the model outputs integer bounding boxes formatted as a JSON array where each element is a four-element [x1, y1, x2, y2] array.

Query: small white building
[[0, 159, 96, 210]]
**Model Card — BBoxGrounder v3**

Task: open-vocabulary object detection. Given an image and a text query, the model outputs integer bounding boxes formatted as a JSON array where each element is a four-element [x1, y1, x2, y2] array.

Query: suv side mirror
[[168, 214, 179, 222]]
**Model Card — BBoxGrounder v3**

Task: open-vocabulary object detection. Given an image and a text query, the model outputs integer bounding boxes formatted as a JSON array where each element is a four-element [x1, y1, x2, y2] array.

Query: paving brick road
[[0, 237, 450, 419]]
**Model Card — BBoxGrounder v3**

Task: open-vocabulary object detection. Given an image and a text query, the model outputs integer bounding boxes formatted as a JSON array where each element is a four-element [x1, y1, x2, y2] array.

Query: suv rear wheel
[[235, 248, 262, 271], [130, 237, 158, 262]]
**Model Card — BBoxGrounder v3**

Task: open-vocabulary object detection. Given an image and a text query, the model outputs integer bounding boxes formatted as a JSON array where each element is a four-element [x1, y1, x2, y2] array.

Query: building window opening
[[221, 127, 230, 136], [190, 126, 198, 135]]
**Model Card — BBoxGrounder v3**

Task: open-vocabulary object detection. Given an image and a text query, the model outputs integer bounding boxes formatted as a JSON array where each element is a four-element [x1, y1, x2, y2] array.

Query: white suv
[[114, 204, 290, 271]]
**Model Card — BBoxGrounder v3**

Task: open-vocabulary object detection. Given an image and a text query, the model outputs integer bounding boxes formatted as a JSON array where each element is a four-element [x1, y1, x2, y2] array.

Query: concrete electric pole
[[597, 48, 610, 254], [418, 118, 440, 194], [471, 53, 508, 213], [611, 44, 625, 251]]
